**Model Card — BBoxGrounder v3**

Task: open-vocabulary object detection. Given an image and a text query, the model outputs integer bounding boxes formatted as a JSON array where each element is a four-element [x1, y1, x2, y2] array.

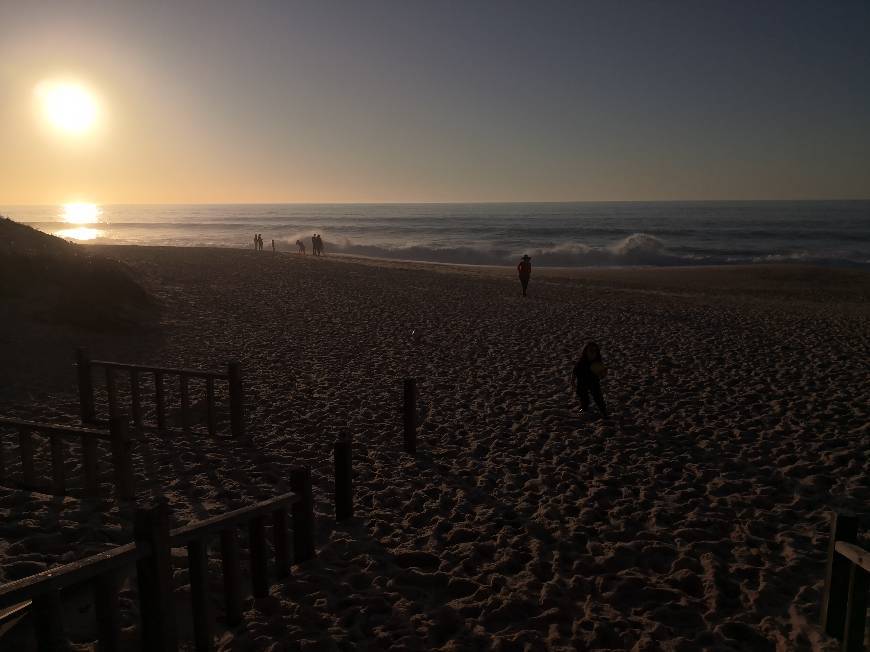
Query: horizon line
[[4, 197, 870, 207]]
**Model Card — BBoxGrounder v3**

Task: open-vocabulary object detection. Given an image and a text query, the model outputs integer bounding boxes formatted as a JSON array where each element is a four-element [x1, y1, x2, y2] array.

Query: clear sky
[[1, 0, 868, 204]]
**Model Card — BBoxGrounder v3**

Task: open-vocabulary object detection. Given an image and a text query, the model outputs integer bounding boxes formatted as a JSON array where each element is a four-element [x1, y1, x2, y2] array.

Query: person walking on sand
[[572, 342, 609, 419], [517, 254, 531, 296]]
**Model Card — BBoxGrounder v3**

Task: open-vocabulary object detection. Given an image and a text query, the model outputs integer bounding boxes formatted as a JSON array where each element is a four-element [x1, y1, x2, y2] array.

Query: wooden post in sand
[[403, 378, 416, 454], [220, 529, 243, 626], [334, 436, 353, 521], [248, 516, 269, 598], [33, 588, 66, 651], [227, 362, 245, 443], [76, 347, 96, 423], [105, 367, 119, 419], [134, 502, 177, 652], [109, 416, 135, 501], [842, 559, 868, 652], [290, 467, 315, 563], [18, 426, 35, 487], [821, 511, 858, 638]]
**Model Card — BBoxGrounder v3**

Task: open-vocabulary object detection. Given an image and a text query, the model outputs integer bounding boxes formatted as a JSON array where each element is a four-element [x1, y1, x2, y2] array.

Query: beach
[[1, 246, 868, 651]]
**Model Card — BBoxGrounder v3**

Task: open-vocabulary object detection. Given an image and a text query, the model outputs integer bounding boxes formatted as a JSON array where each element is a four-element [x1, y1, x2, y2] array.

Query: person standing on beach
[[254, 233, 258, 250], [271, 239, 275, 254], [312, 233, 318, 256], [517, 255, 531, 296], [316, 234, 325, 256], [572, 342, 609, 418]]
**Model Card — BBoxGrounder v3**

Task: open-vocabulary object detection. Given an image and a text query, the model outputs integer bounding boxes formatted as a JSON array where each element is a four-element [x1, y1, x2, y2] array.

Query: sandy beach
[[1, 246, 868, 651]]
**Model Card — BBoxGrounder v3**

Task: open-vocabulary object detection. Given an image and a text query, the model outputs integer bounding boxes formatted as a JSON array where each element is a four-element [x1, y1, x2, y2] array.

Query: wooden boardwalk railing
[[0, 415, 134, 501], [0, 469, 316, 652], [821, 512, 869, 652], [76, 348, 246, 442]]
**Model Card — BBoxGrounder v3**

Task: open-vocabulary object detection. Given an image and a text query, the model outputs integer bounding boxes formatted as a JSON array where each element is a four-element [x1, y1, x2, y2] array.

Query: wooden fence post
[[50, 434, 65, 495], [18, 426, 35, 487], [821, 511, 859, 638], [843, 561, 868, 652], [219, 529, 243, 627], [33, 588, 65, 652], [76, 347, 96, 423], [248, 516, 269, 598], [403, 378, 417, 454], [334, 437, 353, 521], [187, 537, 212, 652], [135, 502, 177, 652], [290, 467, 316, 563], [130, 369, 143, 433], [227, 362, 245, 443], [105, 367, 119, 420], [109, 416, 135, 501], [154, 372, 166, 432], [94, 572, 122, 652], [272, 508, 291, 579]]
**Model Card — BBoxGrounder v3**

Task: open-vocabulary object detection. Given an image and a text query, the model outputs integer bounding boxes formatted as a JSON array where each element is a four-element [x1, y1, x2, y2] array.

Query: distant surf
[[3, 201, 868, 268]]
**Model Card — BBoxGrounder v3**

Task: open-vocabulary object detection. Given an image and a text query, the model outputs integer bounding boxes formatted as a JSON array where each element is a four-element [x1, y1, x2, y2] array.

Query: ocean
[[3, 201, 869, 268]]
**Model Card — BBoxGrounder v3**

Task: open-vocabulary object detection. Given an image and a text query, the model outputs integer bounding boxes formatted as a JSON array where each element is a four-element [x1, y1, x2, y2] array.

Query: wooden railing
[[0, 469, 316, 652], [0, 415, 134, 501], [821, 512, 869, 652], [76, 348, 246, 442]]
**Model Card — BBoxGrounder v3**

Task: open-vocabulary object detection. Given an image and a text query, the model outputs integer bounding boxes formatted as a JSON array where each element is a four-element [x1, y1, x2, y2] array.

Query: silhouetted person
[[271, 239, 275, 254], [254, 234, 258, 250], [572, 342, 608, 418], [517, 255, 531, 296], [312, 233, 318, 256], [296, 239, 305, 254], [316, 234, 325, 255]]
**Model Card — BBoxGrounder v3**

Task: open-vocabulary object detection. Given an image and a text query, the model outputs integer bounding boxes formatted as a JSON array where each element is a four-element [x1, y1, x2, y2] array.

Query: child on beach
[[572, 342, 609, 418]]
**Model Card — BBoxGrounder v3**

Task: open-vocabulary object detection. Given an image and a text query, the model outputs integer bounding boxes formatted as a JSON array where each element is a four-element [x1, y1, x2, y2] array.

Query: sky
[[1, 0, 868, 204]]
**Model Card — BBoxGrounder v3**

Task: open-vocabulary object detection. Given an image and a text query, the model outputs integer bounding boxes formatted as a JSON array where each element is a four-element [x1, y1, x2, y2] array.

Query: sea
[[2, 201, 869, 268]]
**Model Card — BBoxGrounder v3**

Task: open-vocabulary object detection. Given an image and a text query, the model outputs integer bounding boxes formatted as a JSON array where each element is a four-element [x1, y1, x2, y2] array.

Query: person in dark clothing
[[572, 341, 608, 418], [517, 254, 531, 296]]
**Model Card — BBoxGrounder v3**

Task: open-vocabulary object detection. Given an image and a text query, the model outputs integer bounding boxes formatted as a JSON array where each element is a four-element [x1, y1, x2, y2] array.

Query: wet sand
[[1, 247, 868, 651]]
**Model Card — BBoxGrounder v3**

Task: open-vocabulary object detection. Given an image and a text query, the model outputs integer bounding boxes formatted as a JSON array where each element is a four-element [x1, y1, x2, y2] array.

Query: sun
[[35, 80, 100, 135]]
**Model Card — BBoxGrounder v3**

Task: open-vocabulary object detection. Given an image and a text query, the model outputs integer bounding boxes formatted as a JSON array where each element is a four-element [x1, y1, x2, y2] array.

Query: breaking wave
[[317, 233, 701, 267]]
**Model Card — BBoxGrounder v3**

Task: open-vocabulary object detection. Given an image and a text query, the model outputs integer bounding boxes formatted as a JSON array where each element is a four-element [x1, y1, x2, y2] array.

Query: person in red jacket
[[517, 254, 531, 296]]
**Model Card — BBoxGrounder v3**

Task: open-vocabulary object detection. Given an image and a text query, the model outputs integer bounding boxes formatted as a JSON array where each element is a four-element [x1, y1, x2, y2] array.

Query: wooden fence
[[0, 415, 134, 501], [0, 468, 316, 652], [821, 512, 869, 652], [76, 348, 246, 442]]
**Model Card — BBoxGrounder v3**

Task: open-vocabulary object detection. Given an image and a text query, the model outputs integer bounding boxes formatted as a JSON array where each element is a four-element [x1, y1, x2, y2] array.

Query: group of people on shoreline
[[294, 233, 325, 255]]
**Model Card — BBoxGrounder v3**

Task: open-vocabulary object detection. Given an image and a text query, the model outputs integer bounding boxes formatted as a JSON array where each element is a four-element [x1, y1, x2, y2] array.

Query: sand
[[1, 247, 868, 651]]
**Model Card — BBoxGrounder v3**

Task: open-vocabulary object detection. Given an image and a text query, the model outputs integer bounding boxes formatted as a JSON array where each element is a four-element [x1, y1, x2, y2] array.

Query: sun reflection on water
[[56, 226, 104, 241]]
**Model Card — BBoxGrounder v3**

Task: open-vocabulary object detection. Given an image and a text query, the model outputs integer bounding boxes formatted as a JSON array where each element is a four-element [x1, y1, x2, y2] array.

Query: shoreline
[[87, 243, 870, 306]]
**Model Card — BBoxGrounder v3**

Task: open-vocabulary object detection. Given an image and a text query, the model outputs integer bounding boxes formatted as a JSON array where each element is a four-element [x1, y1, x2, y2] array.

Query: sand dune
[[1, 248, 868, 650]]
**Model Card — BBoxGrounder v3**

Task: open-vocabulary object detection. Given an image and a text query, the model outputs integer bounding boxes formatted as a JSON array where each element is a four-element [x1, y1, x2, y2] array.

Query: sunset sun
[[35, 80, 100, 135]]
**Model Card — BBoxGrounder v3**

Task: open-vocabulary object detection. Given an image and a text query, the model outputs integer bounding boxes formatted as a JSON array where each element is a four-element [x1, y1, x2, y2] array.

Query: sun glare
[[56, 226, 103, 241], [36, 80, 100, 135], [62, 203, 101, 224]]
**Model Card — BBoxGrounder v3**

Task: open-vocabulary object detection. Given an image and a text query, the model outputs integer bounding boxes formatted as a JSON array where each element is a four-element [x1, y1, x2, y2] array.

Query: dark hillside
[[0, 217, 158, 400]]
